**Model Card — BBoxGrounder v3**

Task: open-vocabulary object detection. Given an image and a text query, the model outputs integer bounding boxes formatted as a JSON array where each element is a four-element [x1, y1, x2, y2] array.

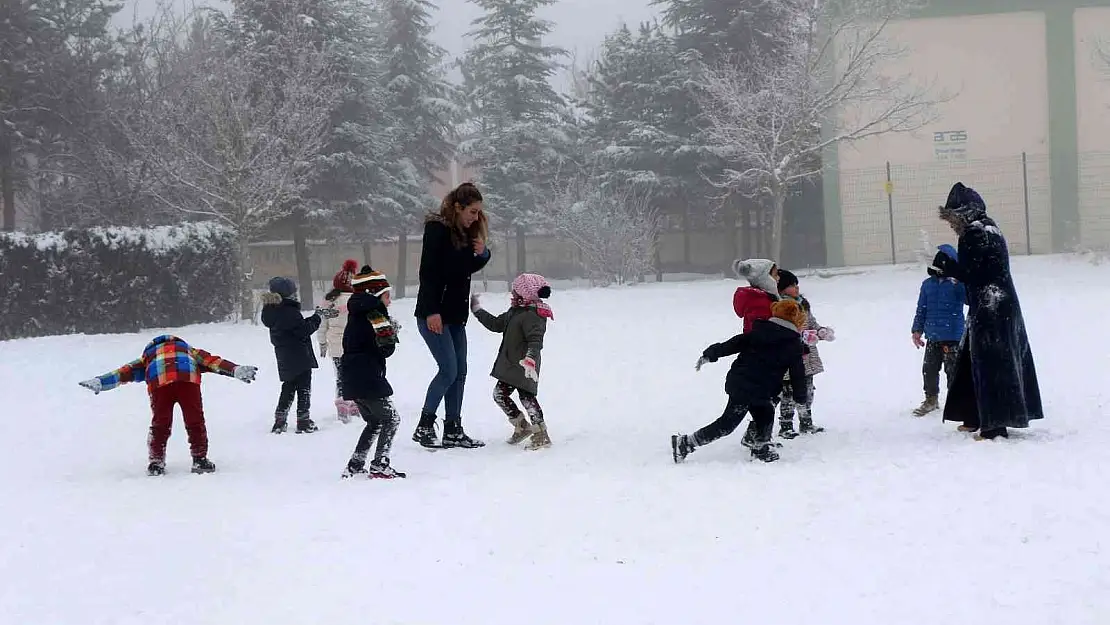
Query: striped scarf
[[369, 310, 398, 347]]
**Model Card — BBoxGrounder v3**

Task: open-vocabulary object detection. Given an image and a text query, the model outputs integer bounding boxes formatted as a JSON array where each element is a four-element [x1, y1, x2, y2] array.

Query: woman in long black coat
[[932, 182, 1043, 439]]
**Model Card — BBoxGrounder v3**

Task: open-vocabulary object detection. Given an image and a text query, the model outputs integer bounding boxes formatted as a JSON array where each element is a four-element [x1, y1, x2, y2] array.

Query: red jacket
[[733, 286, 775, 333]]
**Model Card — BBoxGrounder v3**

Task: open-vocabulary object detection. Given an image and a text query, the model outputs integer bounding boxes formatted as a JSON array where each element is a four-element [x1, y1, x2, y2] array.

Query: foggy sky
[[115, 0, 660, 65]]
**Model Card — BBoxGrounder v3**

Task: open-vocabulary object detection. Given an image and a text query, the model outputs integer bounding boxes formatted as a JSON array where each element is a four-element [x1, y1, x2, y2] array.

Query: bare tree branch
[[698, 0, 951, 261]]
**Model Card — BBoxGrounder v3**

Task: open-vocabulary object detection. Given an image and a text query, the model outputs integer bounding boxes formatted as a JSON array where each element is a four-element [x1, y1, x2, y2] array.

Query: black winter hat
[[776, 269, 799, 293]]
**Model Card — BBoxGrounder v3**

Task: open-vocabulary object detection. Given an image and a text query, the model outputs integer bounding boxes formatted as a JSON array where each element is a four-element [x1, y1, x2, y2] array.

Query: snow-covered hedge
[[0, 223, 238, 340]]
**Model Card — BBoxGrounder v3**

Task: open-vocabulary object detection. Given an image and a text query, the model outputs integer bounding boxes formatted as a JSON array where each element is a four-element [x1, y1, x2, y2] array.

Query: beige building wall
[[1074, 7, 1110, 248], [837, 11, 1052, 265]]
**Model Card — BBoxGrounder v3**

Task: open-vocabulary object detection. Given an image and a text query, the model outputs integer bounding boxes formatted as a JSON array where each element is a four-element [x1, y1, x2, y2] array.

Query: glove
[[391, 317, 402, 332], [79, 378, 102, 394], [233, 365, 257, 383], [695, 356, 710, 371], [817, 327, 835, 341], [316, 306, 340, 319], [520, 357, 539, 382], [801, 329, 819, 346], [470, 294, 482, 313], [319, 343, 328, 357], [912, 332, 925, 349]]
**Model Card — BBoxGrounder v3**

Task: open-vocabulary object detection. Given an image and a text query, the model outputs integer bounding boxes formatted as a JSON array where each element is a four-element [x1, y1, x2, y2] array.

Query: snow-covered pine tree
[[458, 0, 574, 269], [372, 0, 459, 291], [652, 0, 804, 261], [581, 23, 697, 211]]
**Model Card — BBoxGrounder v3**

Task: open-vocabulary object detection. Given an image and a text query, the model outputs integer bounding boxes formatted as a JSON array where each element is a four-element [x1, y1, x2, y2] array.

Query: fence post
[[1022, 151, 1032, 255], [886, 161, 896, 264]]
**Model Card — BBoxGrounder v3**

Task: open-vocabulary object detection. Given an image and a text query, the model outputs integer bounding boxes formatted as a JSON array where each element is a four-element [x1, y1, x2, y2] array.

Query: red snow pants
[[147, 381, 207, 462]]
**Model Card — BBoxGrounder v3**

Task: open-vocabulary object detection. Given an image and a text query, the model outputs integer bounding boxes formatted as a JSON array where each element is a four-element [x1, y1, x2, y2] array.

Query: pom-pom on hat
[[333, 259, 359, 292], [771, 299, 807, 330], [351, 265, 392, 297]]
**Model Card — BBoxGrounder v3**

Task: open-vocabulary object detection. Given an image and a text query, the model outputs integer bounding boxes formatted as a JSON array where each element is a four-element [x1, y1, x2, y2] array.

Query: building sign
[[934, 130, 967, 160]]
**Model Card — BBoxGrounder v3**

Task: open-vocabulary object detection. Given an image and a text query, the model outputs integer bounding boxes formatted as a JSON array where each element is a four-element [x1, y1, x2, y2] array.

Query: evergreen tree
[[654, 0, 798, 66], [0, 0, 121, 230], [373, 0, 458, 233], [458, 0, 574, 266]]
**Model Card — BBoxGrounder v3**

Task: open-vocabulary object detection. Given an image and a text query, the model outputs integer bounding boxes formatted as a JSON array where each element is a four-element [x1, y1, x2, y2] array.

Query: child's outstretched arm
[[80, 358, 146, 394], [191, 348, 257, 383], [470, 294, 509, 333]]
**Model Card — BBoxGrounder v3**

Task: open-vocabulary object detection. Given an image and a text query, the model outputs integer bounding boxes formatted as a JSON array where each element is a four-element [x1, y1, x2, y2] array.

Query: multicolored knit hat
[[511, 273, 553, 320], [333, 259, 358, 292], [351, 265, 391, 297]]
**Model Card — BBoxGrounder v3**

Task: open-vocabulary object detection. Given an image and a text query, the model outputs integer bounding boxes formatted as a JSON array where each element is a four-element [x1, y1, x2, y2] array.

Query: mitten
[[470, 294, 481, 313], [79, 378, 102, 394], [817, 327, 835, 341], [695, 356, 710, 371], [520, 357, 539, 382], [801, 329, 819, 346], [233, 365, 258, 383], [316, 306, 340, 319]]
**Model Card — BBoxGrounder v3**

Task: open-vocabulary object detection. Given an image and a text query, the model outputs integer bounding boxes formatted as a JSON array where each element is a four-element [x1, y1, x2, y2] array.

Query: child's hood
[[260, 292, 284, 306], [732, 258, 778, 295]]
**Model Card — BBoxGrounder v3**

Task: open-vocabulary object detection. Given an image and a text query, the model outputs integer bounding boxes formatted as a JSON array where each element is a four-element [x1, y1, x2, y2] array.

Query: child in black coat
[[672, 299, 810, 463], [260, 277, 338, 434], [341, 266, 405, 479]]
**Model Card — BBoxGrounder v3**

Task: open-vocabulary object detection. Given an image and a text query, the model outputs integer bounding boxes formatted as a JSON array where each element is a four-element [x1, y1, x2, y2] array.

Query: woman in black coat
[[933, 182, 1043, 439], [411, 182, 492, 449]]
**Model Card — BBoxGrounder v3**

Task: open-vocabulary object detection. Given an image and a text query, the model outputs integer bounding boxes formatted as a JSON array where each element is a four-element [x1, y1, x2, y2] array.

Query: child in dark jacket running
[[911, 244, 967, 415], [260, 277, 338, 434], [471, 273, 554, 450], [672, 299, 809, 464], [78, 335, 257, 475], [341, 266, 405, 478]]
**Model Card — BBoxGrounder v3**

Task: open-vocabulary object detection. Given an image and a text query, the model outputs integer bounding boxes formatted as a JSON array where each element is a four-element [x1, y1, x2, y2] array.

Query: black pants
[[923, 341, 958, 396], [493, 381, 544, 425], [351, 398, 401, 465], [332, 357, 344, 398], [276, 370, 312, 420], [779, 376, 815, 425], [694, 396, 775, 448]]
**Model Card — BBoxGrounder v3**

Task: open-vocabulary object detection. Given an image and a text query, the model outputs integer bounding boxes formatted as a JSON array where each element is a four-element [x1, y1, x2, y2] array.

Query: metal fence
[[838, 152, 1058, 266]]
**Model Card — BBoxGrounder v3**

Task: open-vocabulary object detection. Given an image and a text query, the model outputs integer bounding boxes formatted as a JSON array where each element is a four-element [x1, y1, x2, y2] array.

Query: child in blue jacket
[[911, 244, 967, 415]]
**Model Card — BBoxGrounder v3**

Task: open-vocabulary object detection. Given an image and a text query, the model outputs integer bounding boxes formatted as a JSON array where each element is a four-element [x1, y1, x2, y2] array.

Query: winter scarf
[[510, 273, 554, 320], [352, 265, 398, 347]]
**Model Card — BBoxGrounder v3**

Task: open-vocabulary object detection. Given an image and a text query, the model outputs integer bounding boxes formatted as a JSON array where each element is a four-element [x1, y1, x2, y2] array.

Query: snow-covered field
[[2, 254, 1107, 624]]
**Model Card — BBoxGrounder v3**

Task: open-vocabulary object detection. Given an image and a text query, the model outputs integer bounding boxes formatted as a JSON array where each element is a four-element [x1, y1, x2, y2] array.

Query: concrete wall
[[835, 11, 1055, 264], [1074, 7, 1110, 248]]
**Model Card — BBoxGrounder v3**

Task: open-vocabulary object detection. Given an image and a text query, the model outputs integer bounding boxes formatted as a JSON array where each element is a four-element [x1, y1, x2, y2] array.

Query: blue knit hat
[[268, 277, 296, 299], [939, 182, 986, 222]]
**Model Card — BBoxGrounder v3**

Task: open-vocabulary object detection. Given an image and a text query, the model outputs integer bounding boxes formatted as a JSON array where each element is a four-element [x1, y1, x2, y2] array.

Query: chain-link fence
[[839, 153, 1057, 266]]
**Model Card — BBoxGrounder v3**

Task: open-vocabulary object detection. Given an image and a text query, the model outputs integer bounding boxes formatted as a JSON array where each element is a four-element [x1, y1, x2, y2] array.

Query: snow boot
[[751, 444, 780, 462], [271, 416, 288, 434], [369, 459, 407, 479], [412, 412, 440, 448], [778, 421, 799, 439], [342, 458, 367, 479], [147, 461, 166, 476], [671, 434, 696, 463], [799, 416, 824, 434], [191, 457, 216, 474], [335, 399, 353, 424], [296, 417, 318, 434], [525, 424, 551, 450], [975, 427, 1009, 441], [743, 422, 783, 448], [442, 418, 485, 449], [913, 395, 939, 416], [507, 416, 535, 445]]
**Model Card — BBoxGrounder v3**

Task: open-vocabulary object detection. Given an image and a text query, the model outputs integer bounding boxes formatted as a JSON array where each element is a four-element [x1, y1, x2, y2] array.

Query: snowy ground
[[1, 254, 1107, 624]]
